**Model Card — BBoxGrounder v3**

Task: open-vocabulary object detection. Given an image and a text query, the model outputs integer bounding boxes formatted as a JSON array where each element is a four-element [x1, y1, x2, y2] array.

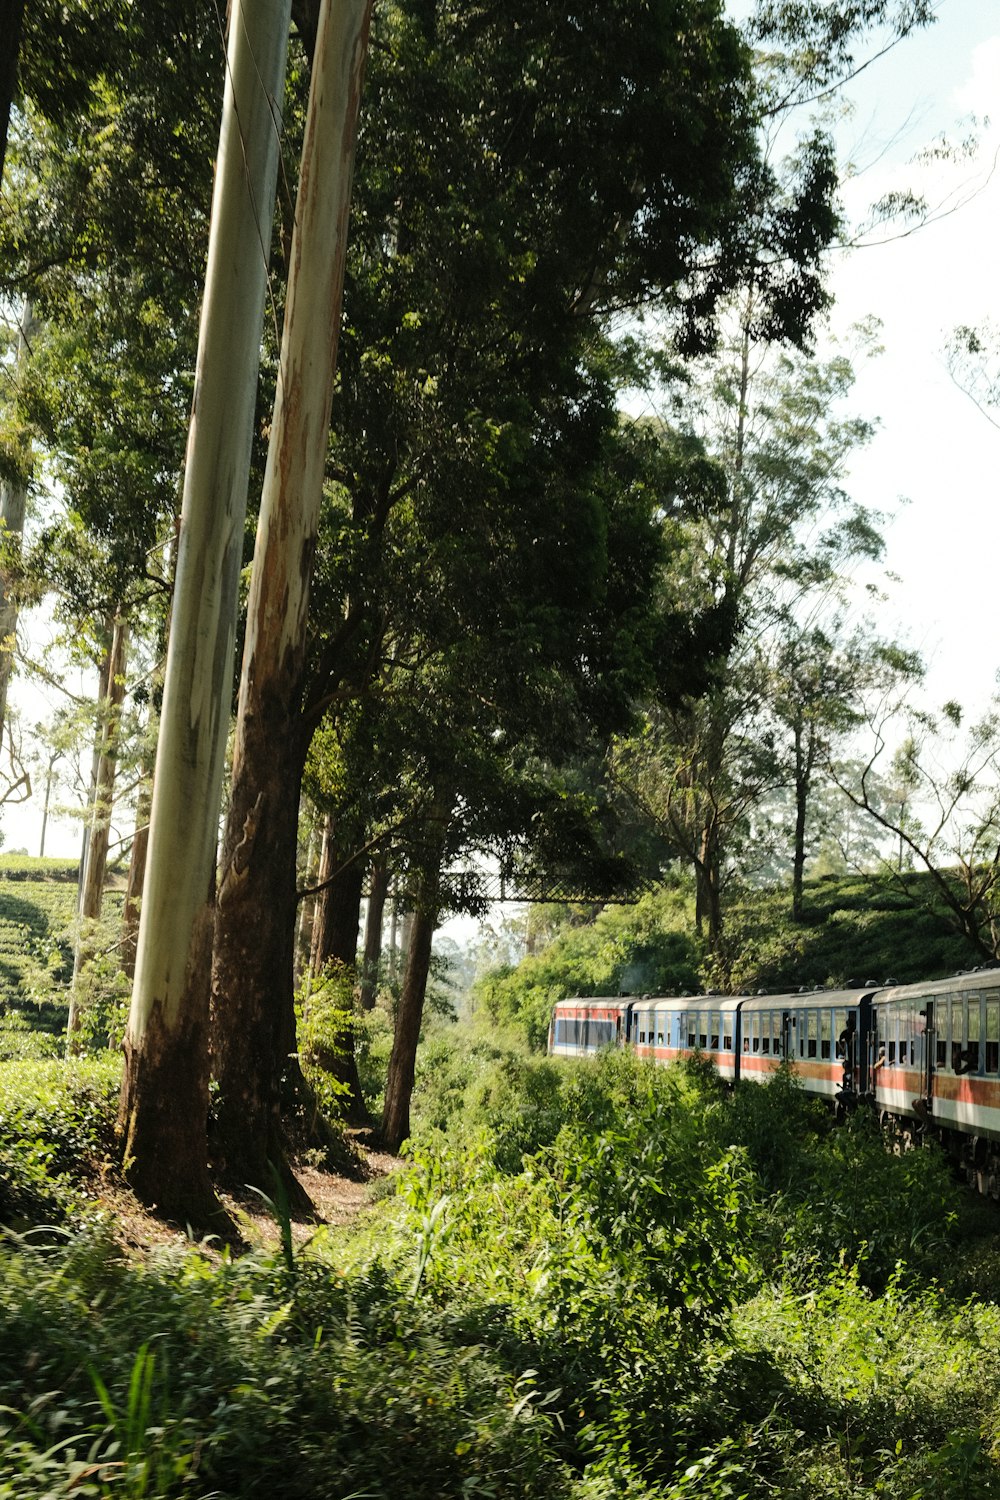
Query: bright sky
[[3, 1, 998, 860], [827, 0, 1000, 721]]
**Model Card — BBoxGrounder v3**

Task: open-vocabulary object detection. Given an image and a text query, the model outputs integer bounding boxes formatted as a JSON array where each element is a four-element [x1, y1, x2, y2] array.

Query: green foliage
[[478, 869, 975, 1047], [0, 856, 79, 882], [711, 870, 972, 993], [1, 1042, 999, 1497], [296, 962, 356, 1124], [0, 1058, 120, 1227], [725, 1067, 963, 1288], [0, 866, 127, 1057], [475, 882, 701, 1049]]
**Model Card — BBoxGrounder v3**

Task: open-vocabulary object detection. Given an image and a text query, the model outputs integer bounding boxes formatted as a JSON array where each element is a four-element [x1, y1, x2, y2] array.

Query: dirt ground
[[90, 1141, 401, 1255]]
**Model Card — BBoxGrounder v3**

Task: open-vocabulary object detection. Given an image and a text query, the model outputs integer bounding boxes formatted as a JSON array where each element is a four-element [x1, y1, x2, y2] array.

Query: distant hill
[[712, 871, 975, 994]]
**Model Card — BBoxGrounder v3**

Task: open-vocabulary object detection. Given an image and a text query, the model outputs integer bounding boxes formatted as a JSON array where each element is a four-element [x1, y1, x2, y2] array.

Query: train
[[548, 967, 1000, 1194]]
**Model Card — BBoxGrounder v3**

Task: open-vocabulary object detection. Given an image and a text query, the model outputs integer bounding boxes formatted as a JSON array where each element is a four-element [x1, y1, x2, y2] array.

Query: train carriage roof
[[737, 987, 880, 1013], [880, 969, 1000, 1004]]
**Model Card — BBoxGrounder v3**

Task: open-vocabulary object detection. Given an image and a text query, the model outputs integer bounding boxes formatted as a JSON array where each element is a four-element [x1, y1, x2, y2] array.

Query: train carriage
[[548, 996, 633, 1057], [740, 988, 878, 1101], [874, 971, 1000, 1141], [546, 973, 1000, 1197]]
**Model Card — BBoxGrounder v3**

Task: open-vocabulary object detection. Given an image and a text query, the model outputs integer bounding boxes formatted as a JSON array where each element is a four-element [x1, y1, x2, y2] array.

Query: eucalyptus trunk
[[295, 819, 321, 980], [359, 855, 388, 1011], [381, 900, 437, 1154], [121, 776, 152, 981], [210, 0, 373, 1188], [309, 828, 368, 1125], [68, 616, 128, 1049], [119, 0, 292, 1222], [0, 298, 32, 757], [791, 721, 809, 923]]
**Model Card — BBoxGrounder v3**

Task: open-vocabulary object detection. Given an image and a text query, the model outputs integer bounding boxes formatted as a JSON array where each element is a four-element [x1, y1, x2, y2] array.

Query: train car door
[[921, 998, 935, 1108], [781, 1009, 795, 1059], [858, 992, 875, 1096]]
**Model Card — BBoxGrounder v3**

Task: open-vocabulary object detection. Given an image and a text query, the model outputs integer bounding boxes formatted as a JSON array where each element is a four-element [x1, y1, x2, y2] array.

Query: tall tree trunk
[[119, 0, 292, 1224], [121, 777, 151, 981], [295, 817, 320, 981], [0, 298, 32, 757], [312, 844, 364, 971], [309, 829, 368, 1125], [38, 748, 58, 856], [68, 615, 127, 1048], [307, 815, 334, 978], [359, 854, 388, 1011], [211, 719, 308, 1185], [388, 888, 400, 976], [0, 0, 26, 190], [791, 724, 808, 924], [791, 721, 817, 924], [210, 0, 372, 1188], [381, 899, 437, 1154]]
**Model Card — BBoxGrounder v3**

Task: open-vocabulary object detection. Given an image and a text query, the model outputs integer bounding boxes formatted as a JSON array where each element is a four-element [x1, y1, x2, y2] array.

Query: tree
[[118, 0, 293, 1220], [67, 613, 128, 1048], [834, 693, 1000, 960], [210, 0, 374, 1187], [770, 619, 922, 919], [0, 299, 33, 761], [613, 324, 888, 947], [947, 321, 1000, 432], [209, 0, 791, 1175]]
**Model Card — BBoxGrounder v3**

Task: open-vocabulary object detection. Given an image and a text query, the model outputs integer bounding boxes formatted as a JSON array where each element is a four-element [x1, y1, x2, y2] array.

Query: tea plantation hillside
[[0, 856, 124, 1058]]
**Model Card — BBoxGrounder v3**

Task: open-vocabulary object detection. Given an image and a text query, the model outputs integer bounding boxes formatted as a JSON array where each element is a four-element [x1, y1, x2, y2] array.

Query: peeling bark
[[120, 0, 292, 1217], [211, 705, 306, 1187], [211, 0, 373, 1179], [118, 900, 224, 1227]]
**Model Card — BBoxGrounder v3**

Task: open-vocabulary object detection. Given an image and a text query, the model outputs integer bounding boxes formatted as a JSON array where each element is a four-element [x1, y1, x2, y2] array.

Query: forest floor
[[81, 1138, 401, 1256]]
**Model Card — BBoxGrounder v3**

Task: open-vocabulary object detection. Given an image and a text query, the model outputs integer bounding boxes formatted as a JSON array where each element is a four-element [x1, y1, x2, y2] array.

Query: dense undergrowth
[[3, 1033, 1000, 1498]]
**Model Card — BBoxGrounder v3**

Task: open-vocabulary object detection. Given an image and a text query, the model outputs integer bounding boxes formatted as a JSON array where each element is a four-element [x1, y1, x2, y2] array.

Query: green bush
[[0, 1058, 120, 1227]]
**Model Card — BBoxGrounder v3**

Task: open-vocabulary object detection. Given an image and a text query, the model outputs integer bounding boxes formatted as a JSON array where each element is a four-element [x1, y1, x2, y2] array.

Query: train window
[[967, 999, 981, 1073], [987, 998, 1000, 1074], [639, 1030, 646, 1044], [936, 1000, 949, 1069], [834, 1010, 847, 1058], [751, 1014, 759, 1052], [761, 1015, 771, 1055], [723, 1030, 732, 1051], [807, 1012, 817, 1058], [888, 1040, 896, 1064], [820, 1011, 832, 1060]]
